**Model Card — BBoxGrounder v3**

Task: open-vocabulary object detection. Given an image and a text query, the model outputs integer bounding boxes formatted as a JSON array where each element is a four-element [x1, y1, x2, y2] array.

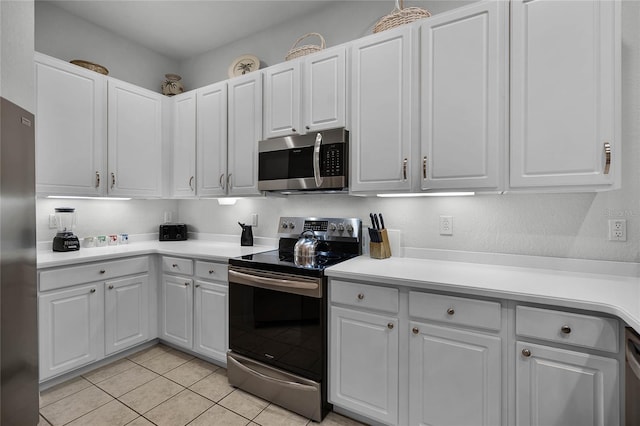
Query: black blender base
[[53, 235, 80, 252]]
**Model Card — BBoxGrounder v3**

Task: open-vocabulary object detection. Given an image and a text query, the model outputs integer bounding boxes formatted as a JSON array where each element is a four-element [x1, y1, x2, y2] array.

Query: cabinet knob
[[108, 285, 114, 290], [195, 284, 200, 288], [387, 323, 394, 330], [90, 288, 96, 293], [172, 264, 178, 268], [560, 325, 572, 334], [305, 125, 310, 130], [184, 282, 190, 286], [357, 293, 364, 300], [292, 128, 297, 133], [99, 269, 106, 274], [209, 270, 215, 274], [412, 327, 420, 334], [447, 308, 455, 316], [522, 348, 532, 357]]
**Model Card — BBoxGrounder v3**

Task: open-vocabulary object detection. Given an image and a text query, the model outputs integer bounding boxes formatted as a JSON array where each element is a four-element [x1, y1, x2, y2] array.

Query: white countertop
[[325, 255, 640, 332]]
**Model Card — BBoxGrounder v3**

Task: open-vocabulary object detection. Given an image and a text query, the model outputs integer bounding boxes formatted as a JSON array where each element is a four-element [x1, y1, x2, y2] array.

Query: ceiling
[[41, 0, 343, 60]]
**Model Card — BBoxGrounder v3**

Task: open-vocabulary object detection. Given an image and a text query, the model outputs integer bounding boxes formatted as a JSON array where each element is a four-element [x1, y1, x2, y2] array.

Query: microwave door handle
[[313, 132, 323, 187]]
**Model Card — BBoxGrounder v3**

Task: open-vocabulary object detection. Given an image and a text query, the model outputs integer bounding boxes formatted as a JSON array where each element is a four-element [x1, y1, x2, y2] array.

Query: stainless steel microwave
[[258, 128, 348, 192]]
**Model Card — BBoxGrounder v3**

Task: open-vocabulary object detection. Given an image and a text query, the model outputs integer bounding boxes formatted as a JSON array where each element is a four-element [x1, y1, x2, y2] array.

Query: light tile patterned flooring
[[38, 344, 367, 426]]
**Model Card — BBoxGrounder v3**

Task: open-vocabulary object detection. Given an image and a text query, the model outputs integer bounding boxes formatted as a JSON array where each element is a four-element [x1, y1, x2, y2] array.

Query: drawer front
[[39, 257, 149, 292], [409, 292, 501, 332], [162, 256, 193, 276], [516, 306, 619, 353], [195, 260, 228, 282], [330, 280, 399, 314]]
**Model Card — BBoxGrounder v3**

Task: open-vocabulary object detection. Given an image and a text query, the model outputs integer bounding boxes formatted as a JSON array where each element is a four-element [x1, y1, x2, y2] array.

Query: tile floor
[[38, 344, 367, 426]]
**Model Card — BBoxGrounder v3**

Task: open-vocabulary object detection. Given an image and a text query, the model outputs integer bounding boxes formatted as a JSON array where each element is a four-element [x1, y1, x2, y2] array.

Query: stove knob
[[288, 222, 296, 230], [328, 223, 337, 232], [346, 224, 354, 233], [337, 223, 345, 232], [281, 222, 288, 229]]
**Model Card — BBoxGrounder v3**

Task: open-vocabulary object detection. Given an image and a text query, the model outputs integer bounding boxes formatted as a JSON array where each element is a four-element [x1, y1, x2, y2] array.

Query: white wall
[[35, 1, 178, 92], [1, 0, 35, 111]]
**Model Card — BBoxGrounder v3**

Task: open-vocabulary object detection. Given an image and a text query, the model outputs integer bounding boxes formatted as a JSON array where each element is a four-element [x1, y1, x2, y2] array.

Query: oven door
[[228, 266, 326, 382]]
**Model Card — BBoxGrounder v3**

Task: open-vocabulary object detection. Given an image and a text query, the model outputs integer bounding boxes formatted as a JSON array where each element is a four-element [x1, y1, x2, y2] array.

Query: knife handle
[[379, 213, 385, 229]]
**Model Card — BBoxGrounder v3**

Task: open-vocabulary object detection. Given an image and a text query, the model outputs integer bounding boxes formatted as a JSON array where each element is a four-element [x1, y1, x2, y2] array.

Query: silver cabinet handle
[[90, 288, 96, 293], [604, 142, 611, 175], [227, 173, 233, 189], [292, 128, 297, 133], [423, 156, 427, 179], [108, 285, 114, 290], [357, 293, 364, 300], [209, 269, 215, 274], [447, 308, 455, 316], [195, 284, 200, 288], [403, 158, 408, 180], [522, 348, 532, 357], [219, 173, 226, 190], [96, 171, 101, 188], [99, 269, 106, 274], [387, 323, 394, 330], [561, 325, 572, 334], [305, 125, 310, 130], [412, 327, 419, 334], [189, 176, 194, 191], [110, 172, 116, 189], [313, 133, 323, 188], [172, 264, 178, 268]]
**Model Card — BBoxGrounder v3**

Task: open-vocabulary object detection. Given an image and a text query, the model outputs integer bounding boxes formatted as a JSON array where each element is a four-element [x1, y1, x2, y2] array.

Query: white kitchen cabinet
[[196, 81, 228, 197], [420, 1, 507, 192], [171, 91, 197, 197], [227, 72, 262, 196], [510, 0, 620, 190], [108, 79, 164, 197], [39, 283, 104, 381], [104, 274, 150, 356], [263, 46, 346, 139], [516, 341, 619, 426], [34, 53, 106, 196], [330, 305, 399, 425], [194, 280, 228, 362], [350, 26, 414, 193], [409, 322, 502, 426], [160, 274, 194, 348]]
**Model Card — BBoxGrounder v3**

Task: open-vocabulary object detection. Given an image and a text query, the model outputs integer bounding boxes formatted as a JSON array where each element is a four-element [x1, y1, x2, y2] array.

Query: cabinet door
[[510, 0, 620, 190], [108, 79, 163, 197], [420, 1, 507, 191], [350, 26, 413, 193], [228, 73, 262, 196], [35, 54, 106, 196], [172, 92, 196, 197], [194, 280, 227, 362], [161, 275, 193, 349], [329, 306, 398, 424], [104, 274, 149, 356], [39, 283, 103, 381], [516, 341, 619, 426], [197, 82, 228, 197], [409, 322, 502, 426], [264, 60, 301, 139], [304, 46, 346, 132]]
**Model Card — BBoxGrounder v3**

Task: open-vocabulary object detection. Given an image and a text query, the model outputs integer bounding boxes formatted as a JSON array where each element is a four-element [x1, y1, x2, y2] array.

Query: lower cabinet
[[160, 256, 229, 363], [104, 275, 150, 356]]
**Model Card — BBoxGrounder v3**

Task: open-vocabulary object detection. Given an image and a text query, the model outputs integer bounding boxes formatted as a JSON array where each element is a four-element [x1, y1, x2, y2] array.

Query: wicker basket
[[374, 0, 431, 33], [285, 33, 326, 61]]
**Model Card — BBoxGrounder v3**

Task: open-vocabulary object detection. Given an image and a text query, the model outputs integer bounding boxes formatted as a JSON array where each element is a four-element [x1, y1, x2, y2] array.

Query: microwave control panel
[[322, 144, 344, 177]]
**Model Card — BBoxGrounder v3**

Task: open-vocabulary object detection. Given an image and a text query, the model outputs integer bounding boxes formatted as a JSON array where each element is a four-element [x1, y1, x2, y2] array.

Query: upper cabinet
[[196, 82, 228, 197], [263, 46, 347, 139], [107, 80, 164, 197], [510, 0, 621, 191], [35, 53, 106, 196], [420, 1, 508, 192], [350, 26, 414, 193], [171, 91, 197, 197]]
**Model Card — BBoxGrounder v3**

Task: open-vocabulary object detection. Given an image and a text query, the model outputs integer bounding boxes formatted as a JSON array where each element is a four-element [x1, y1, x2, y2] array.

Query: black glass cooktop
[[229, 249, 358, 278]]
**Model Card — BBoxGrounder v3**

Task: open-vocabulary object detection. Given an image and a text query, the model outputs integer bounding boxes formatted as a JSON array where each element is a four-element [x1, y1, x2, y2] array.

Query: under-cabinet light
[[47, 196, 132, 201], [217, 198, 239, 206], [376, 192, 475, 198]]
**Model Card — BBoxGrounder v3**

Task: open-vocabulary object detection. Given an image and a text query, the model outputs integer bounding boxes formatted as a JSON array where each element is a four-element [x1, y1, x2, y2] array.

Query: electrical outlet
[[608, 219, 627, 241], [440, 216, 453, 235], [49, 214, 57, 229], [251, 213, 258, 227]]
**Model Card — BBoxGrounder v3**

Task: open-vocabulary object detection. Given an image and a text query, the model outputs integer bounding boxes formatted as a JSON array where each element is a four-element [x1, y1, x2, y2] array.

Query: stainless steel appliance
[[626, 327, 640, 425], [258, 128, 348, 192], [0, 97, 39, 425], [227, 216, 362, 422]]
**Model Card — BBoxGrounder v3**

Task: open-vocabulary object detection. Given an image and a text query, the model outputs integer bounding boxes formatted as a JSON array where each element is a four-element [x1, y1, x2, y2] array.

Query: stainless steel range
[[227, 216, 362, 422]]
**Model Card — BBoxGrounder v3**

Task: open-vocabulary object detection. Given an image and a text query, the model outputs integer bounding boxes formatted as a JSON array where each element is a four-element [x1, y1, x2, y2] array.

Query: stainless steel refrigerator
[[0, 96, 39, 425]]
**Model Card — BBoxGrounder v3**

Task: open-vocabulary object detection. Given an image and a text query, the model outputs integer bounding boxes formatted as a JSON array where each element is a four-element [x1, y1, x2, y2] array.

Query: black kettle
[[238, 222, 253, 246]]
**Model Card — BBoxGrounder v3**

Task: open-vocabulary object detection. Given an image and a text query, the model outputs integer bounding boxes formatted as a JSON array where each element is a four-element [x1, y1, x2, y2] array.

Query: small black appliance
[[159, 223, 187, 241], [238, 222, 253, 246], [52, 207, 80, 252]]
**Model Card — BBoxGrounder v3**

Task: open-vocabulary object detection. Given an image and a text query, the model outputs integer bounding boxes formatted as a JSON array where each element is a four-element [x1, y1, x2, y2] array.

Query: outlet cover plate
[[440, 215, 453, 236], [608, 219, 627, 241]]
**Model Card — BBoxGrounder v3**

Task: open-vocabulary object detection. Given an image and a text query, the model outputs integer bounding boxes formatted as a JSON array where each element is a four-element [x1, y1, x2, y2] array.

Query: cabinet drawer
[[162, 256, 193, 276], [330, 280, 399, 314], [195, 260, 228, 282], [409, 292, 501, 332], [39, 257, 149, 292], [516, 306, 619, 353]]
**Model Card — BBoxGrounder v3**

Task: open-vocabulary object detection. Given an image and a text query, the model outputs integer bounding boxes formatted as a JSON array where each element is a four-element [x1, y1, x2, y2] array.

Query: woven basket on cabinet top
[[285, 33, 326, 61], [373, 0, 431, 33]]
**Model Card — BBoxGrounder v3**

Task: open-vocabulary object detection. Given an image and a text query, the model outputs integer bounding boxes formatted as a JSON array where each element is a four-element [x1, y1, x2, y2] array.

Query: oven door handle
[[229, 269, 319, 291], [228, 354, 319, 392], [313, 132, 323, 188]]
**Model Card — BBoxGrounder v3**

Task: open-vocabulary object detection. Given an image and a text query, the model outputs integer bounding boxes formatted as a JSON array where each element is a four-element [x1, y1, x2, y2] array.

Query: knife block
[[370, 229, 392, 259]]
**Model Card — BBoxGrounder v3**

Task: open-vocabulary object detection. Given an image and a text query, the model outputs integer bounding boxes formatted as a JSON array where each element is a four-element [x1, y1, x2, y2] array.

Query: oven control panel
[[278, 216, 361, 241]]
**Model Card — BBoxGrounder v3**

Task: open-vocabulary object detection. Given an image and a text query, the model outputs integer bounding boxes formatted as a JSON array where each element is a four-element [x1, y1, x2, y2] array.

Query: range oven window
[[228, 282, 325, 382]]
